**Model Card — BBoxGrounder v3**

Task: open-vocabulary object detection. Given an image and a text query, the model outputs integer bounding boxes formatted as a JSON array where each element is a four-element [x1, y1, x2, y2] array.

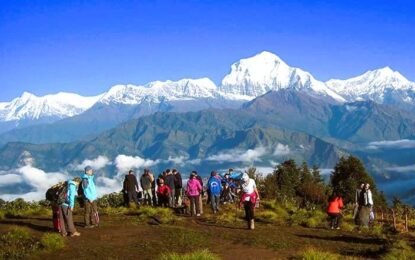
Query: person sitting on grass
[[186, 172, 203, 217], [327, 191, 344, 230], [59, 177, 82, 237], [157, 178, 171, 207]]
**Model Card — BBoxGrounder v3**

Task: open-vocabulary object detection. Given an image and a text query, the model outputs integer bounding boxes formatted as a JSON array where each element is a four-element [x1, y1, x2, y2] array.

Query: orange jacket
[[327, 197, 344, 214]]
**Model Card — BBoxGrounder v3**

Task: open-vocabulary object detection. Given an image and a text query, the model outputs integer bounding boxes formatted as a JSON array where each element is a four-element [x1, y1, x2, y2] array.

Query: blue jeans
[[210, 194, 220, 212]]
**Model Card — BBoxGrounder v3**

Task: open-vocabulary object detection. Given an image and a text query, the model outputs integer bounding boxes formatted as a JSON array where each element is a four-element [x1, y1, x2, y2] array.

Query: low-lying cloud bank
[[367, 139, 415, 150]]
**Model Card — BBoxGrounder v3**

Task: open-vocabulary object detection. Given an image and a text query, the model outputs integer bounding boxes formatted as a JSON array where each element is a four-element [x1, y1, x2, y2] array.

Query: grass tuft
[[40, 233, 65, 251], [299, 248, 340, 260], [159, 249, 220, 260]]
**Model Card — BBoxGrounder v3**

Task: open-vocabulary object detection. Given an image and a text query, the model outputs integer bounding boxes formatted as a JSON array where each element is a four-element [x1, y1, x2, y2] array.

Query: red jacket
[[327, 197, 344, 214], [157, 184, 171, 197]]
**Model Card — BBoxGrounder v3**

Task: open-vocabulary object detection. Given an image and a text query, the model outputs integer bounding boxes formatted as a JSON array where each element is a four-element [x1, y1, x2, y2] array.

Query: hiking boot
[[336, 227, 341, 230], [84, 225, 95, 229], [196, 213, 201, 217], [330, 226, 334, 229], [61, 232, 68, 237], [70, 232, 81, 237], [213, 210, 217, 214]]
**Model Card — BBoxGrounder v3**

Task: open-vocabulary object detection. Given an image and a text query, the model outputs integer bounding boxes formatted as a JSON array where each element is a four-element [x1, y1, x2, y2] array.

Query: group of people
[[57, 166, 260, 237], [326, 182, 374, 230]]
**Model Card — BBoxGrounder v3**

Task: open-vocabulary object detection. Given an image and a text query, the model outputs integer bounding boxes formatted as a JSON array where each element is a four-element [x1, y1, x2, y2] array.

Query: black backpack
[[45, 181, 68, 205], [358, 190, 367, 206]]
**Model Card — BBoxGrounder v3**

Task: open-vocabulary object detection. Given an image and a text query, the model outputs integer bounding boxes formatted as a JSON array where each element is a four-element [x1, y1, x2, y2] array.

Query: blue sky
[[1, 0, 414, 101]]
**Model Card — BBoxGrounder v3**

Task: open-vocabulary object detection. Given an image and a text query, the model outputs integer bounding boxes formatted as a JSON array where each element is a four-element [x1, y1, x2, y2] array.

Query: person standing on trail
[[208, 171, 222, 214], [140, 169, 154, 206], [240, 173, 259, 230], [357, 183, 373, 228], [186, 172, 203, 216], [82, 166, 99, 228], [157, 178, 171, 207], [173, 169, 183, 207], [353, 182, 365, 224], [59, 177, 82, 237], [194, 171, 204, 214], [123, 170, 140, 207], [164, 169, 175, 208], [327, 191, 344, 229]]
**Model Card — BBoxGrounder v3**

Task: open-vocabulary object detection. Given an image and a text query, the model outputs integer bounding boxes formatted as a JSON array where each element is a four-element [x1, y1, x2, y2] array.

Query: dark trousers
[[328, 212, 342, 228], [189, 195, 201, 215], [84, 200, 98, 226], [127, 191, 139, 205], [158, 195, 169, 207], [59, 205, 76, 234], [244, 201, 255, 222]]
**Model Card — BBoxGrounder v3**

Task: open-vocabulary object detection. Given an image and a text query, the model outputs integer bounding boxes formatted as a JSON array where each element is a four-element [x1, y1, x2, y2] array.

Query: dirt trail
[[0, 214, 386, 259]]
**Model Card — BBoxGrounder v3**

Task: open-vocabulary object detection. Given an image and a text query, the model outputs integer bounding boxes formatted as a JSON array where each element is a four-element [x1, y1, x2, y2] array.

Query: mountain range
[[1, 51, 415, 203]]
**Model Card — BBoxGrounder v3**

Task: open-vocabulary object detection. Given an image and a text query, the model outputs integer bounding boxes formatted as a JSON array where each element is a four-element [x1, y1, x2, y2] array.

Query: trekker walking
[[157, 178, 171, 207], [239, 173, 259, 230], [327, 192, 344, 229], [123, 170, 140, 207], [59, 177, 82, 237], [82, 166, 99, 228], [141, 169, 154, 206], [164, 169, 175, 207], [173, 169, 183, 207], [208, 171, 222, 214], [186, 172, 203, 217]]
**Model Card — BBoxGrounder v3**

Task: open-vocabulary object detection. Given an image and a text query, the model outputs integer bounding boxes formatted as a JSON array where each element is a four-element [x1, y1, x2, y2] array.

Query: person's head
[[360, 182, 365, 189], [73, 177, 82, 186], [172, 169, 177, 174], [190, 172, 197, 179], [128, 170, 135, 175], [241, 173, 249, 183], [211, 171, 217, 177], [166, 169, 171, 174], [365, 183, 371, 190], [159, 178, 164, 185], [228, 168, 233, 173], [144, 168, 150, 175], [162, 171, 166, 176], [192, 170, 198, 176], [84, 166, 93, 175]]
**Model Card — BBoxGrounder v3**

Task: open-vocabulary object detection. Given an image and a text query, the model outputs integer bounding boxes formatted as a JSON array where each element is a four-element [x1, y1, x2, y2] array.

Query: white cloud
[[386, 164, 415, 173], [75, 155, 111, 171], [166, 156, 201, 166], [95, 176, 123, 197], [0, 165, 68, 201], [207, 146, 267, 163], [115, 154, 159, 174], [0, 173, 23, 186], [367, 139, 415, 150], [273, 144, 291, 156]]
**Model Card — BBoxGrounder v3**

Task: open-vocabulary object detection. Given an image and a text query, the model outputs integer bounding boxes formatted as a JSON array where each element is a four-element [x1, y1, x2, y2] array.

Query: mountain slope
[[326, 67, 415, 109]]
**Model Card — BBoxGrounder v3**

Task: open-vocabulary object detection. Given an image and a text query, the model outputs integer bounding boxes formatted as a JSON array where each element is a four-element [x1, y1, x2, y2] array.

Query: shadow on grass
[[194, 218, 247, 230], [0, 220, 53, 232], [296, 234, 385, 245]]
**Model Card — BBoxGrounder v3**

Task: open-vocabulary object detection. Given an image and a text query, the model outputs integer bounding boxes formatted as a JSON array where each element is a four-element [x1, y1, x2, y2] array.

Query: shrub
[[40, 233, 65, 251], [138, 206, 177, 224], [0, 210, 5, 220], [159, 249, 219, 260], [299, 248, 340, 260], [97, 192, 125, 208], [0, 227, 38, 259], [382, 240, 415, 260], [100, 206, 129, 216]]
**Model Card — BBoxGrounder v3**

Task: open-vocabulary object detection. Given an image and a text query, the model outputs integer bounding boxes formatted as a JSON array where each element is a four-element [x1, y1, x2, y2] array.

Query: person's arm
[[134, 175, 140, 191], [368, 191, 373, 206]]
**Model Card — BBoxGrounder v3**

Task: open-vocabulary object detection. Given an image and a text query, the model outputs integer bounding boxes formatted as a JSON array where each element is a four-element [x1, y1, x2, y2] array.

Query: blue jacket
[[82, 173, 97, 202], [208, 176, 222, 196], [63, 180, 77, 209]]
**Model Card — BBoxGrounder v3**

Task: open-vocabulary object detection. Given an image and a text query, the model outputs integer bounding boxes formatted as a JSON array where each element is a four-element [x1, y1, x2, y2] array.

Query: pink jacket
[[186, 178, 202, 196]]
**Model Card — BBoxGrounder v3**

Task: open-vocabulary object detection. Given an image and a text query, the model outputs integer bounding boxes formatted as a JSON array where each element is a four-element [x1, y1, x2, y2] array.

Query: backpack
[[77, 178, 87, 207], [358, 190, 367, 206], [45, 181, 68, 205]]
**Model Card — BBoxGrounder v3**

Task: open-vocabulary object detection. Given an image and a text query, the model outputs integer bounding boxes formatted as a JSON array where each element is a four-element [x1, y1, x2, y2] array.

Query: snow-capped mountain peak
[[0, 91, 102, 122], [98, 78, 219, 105], [219, 51, 345, 102]]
